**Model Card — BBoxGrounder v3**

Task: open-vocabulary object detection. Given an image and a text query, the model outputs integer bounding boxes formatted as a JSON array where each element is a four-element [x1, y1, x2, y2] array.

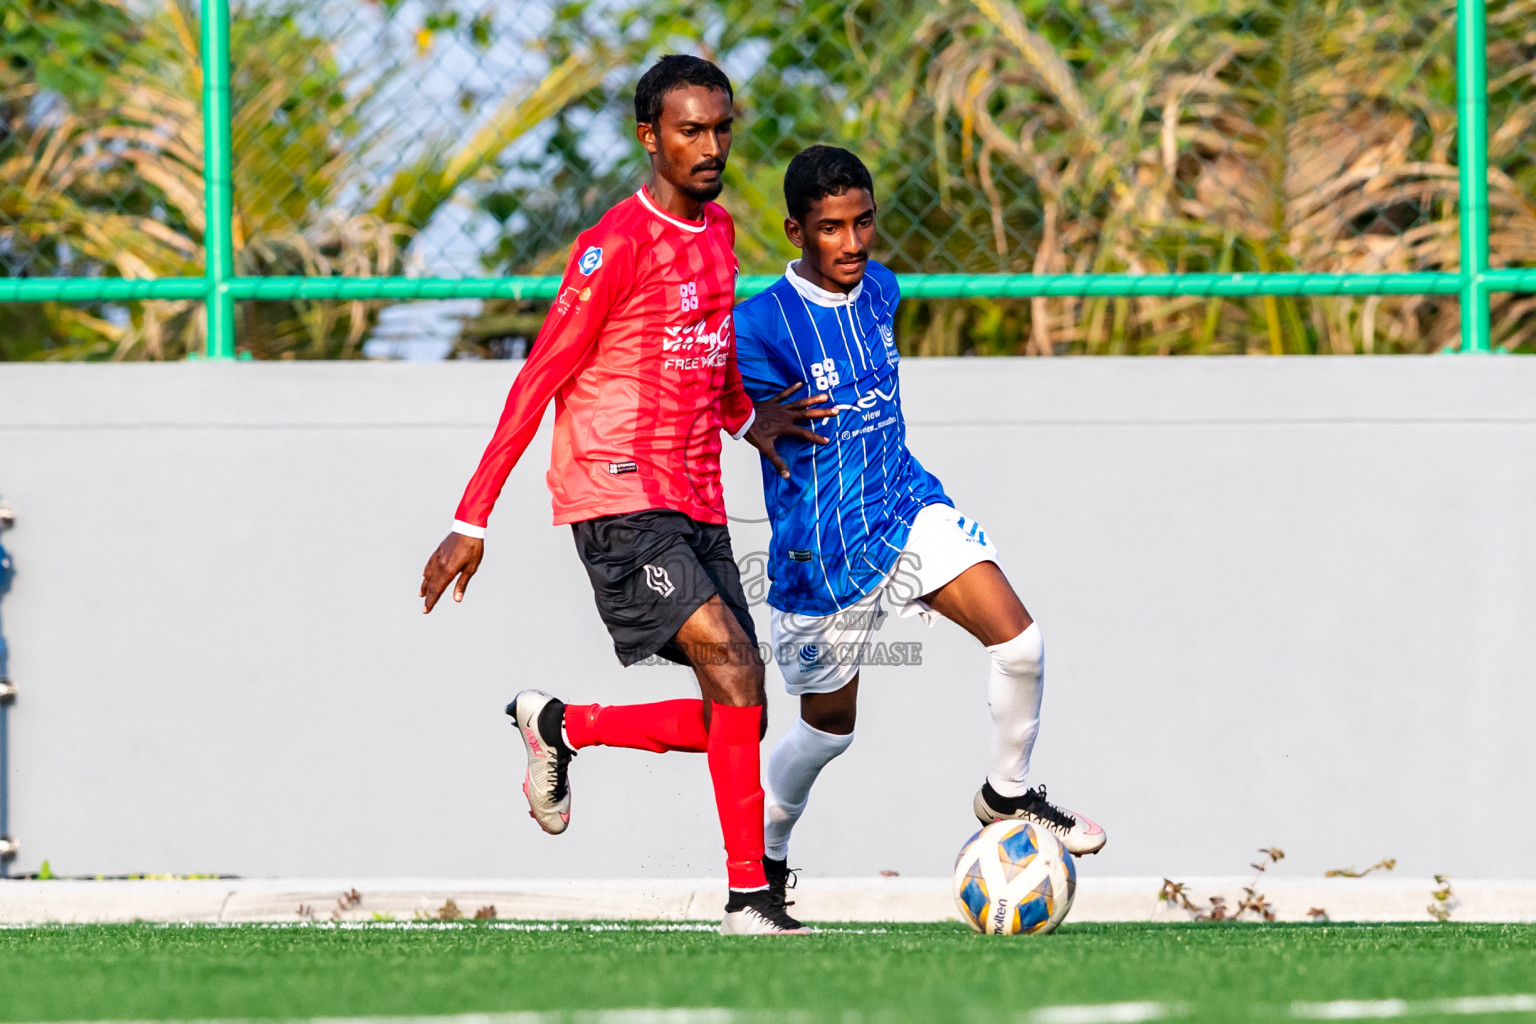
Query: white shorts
[[769, 503, 1002, 695]]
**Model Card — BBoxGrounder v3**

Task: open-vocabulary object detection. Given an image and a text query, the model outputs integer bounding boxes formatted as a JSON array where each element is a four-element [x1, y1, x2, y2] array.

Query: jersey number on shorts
[[955, 515, 987, 547]]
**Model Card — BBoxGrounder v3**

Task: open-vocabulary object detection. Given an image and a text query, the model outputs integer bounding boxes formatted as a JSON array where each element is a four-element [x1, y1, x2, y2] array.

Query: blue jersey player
[[734, 146, 1107, 894]]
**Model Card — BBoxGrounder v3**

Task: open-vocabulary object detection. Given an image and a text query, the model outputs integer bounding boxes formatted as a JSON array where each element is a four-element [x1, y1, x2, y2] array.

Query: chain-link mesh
[[0, 0, 203, 358], [3, 0, 1535, 358]]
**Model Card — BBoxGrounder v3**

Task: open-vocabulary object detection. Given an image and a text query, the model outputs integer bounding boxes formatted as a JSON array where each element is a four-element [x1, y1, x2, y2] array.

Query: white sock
[[763, 717, 854, 860], [986, 623, 1044, 798]]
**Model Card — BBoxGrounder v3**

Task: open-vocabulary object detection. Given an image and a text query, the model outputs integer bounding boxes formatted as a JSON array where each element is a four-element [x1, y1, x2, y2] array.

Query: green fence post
[[1456, 0, 1491, 354], [201, 0, 236, 360]]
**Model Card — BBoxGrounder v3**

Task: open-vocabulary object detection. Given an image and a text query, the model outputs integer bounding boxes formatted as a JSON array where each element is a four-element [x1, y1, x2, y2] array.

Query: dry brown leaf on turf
[[1325, 858, 1396, 878], [1235, 888, 1276, 922], [1428, 875, 1456, 922], [438, 899, 463, 921], [1196, 895, 1229, 922], [329, 889, 364, 921], [473, 905, 496, 920], [1157, 879, 1203, 914]]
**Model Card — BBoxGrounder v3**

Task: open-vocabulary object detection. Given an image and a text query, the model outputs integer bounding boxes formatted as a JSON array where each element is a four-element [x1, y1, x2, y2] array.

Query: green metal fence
[[1, 0, 1533, 359]]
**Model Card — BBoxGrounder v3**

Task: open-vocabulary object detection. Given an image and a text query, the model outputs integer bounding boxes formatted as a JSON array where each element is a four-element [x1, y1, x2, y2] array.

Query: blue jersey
[[734, 260, 950, 615]]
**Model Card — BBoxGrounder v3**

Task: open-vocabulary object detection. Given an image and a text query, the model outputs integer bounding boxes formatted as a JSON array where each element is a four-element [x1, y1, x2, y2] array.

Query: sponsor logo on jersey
[[832, 383, 898, 414], [661, 315, 732, 353], [643, 563, 675, 597], [661, 315, 733, 371], [811, 357, 841, 392], [788, 549, 814, 562], [554, 286, 581, 313], [608, 461, 638, 475], [578, 246, 603, 275], [879, 320, 899, 360]]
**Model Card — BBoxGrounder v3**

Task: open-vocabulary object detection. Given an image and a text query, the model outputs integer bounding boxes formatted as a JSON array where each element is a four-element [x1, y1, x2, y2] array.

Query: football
[[952, 819, 1077, 935]]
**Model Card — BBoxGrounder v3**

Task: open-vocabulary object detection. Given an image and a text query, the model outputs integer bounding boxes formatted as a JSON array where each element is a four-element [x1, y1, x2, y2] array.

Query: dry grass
[[0, 0, 605, 359], [7, 0, 1536, 358], [892, 0, 1536, 354]]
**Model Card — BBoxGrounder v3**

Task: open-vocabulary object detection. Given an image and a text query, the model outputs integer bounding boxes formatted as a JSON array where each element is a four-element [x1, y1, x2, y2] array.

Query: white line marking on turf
[[1292, 1003, 1411, 1020], [1434, 996, 1536, 1015], [1290, 994, 1536, 1019], [1025, 1003, 1188, 1024], [571, 1014, 737, 1023], [0, 921, 887, 935]]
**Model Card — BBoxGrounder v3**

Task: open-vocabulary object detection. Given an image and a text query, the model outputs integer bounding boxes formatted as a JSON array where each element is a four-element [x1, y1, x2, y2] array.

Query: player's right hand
[[420, 532, 485, 613]]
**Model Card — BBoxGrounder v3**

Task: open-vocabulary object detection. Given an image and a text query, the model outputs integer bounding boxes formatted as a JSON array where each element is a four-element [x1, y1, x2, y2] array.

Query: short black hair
[[635, 55, 733, 126], [784, 145, 875, 223]]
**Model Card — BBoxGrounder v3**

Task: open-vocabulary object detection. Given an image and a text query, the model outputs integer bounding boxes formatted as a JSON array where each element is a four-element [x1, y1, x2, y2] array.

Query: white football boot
[[506, 689, 574, 835], [719, 889, 810, 936], [974, 782, 1107, 856]]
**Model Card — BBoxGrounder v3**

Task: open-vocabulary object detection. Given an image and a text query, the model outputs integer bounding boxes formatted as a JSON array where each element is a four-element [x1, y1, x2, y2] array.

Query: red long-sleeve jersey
[[451, 187, 755, 534]]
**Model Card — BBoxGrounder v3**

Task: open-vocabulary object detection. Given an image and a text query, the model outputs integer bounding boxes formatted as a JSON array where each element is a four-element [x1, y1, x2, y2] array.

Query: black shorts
[[572, 509, 759, 667]]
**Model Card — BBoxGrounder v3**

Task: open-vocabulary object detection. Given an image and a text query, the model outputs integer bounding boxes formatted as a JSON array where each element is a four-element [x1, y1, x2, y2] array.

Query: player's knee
[[989, 622, 1043, 678], [804, 704, 856, 736], [741, 657, 766, 699], [714, 661, 765, 709]]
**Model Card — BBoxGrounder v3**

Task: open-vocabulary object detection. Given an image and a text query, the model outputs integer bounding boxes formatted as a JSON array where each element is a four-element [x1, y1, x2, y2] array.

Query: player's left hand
[[420, 531, 485, 613], [746, 382, 838, 479]]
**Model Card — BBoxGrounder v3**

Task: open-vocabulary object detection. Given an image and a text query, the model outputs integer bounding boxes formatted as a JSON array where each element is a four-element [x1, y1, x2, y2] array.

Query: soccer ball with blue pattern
[[952, 819, 1076, 934]]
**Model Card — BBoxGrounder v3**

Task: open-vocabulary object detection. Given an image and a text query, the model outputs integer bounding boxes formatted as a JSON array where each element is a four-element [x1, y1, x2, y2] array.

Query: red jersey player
[[419, 56, 834, 935]]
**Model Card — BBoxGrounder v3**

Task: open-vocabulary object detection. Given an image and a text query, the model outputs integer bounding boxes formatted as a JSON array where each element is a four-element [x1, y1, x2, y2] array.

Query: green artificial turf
[[0, 922, 1533, 1023]]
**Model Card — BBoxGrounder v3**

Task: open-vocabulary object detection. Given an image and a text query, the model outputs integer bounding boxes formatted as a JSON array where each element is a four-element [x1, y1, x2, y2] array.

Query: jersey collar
[[636, 186, 707, 234], [783, 259, 863, 307]]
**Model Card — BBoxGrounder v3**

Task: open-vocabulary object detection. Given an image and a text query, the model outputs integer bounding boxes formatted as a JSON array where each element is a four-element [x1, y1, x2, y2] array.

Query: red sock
[[707, 702, 768, 890], [563, 700, 708, 753]]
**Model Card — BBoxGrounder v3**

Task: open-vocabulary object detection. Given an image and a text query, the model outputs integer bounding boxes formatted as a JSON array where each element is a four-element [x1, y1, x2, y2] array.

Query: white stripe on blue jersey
[[734, 260, 951, 615]]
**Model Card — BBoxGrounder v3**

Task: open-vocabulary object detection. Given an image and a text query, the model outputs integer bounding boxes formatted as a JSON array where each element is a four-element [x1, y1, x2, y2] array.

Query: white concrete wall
[[1, 358, 1532, 883]]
